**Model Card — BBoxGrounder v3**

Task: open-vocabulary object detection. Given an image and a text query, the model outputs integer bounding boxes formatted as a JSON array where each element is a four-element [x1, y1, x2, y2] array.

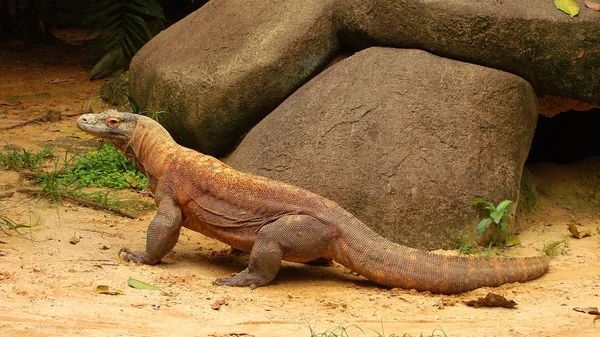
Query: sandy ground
[[1, 34, 600, 337]]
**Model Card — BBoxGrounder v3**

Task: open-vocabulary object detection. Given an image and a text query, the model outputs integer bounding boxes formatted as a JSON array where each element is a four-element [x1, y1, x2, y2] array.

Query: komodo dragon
[[76, 110, 549, 294]]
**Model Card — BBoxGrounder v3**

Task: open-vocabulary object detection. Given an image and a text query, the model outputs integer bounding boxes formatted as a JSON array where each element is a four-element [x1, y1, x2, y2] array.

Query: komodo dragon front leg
[[120, 197, 183, 265], [213, 215, 337, 289]]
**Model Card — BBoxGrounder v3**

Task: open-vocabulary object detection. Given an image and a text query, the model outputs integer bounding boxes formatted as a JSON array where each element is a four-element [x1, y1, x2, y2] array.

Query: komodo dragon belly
[[180, 202, 266, 254]]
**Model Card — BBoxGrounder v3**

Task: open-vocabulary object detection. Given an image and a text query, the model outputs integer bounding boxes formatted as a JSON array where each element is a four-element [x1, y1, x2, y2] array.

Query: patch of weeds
[[303, 322, 447, 337], [58, 142, 147, 190], [80, 95, 105, 114], [455, 234, 476, 255], [472, 198, 514, 247], [454, 235, 496, 257], [0, 214, 38, 238], [126, 92, 168, 122], [542, 239, 569, 259], [305, 323, 364, 337], [0, 146, 55, 171], [69, 189, 119, 209]]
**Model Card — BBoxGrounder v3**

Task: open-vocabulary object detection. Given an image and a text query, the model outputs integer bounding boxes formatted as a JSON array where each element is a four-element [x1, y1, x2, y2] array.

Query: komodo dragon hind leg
[[212, 215, 336, 289]]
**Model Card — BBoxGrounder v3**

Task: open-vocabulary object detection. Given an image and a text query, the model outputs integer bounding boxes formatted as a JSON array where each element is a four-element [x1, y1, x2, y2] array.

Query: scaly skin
[[77, 110, 549, 294]]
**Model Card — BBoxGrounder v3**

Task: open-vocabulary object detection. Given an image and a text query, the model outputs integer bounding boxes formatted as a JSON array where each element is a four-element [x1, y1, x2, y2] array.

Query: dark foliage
[[84, 0, 167, 79]]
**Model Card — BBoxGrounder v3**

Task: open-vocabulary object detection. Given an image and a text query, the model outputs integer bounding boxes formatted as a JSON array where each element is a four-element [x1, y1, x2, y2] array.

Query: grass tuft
[[0, 146, 54, 171], [542, 239, 569, 259], [303, 322, 447, 337]]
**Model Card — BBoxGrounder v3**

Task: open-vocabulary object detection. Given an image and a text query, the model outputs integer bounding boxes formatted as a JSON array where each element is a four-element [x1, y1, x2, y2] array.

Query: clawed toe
[[118, 248, 158, 264], [212, 277, 231, 286]]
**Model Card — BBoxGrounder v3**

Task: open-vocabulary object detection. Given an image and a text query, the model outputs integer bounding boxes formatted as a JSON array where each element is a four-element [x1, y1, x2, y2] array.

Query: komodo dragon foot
[[119, 248, 160, 265], [212, 268, 269, 290]]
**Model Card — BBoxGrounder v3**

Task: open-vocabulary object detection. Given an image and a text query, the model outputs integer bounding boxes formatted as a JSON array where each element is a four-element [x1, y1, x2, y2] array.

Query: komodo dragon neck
[[124, 117, 177, 189]]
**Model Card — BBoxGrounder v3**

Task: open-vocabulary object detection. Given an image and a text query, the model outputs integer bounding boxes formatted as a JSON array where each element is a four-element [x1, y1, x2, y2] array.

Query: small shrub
[[0, 147, 54, 171], [58, 142, 147, 190], [472, 198, 514, 246]]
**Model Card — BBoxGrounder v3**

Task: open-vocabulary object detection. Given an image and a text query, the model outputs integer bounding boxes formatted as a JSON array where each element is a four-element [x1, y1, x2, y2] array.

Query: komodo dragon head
[[76, 110, 140, 151], [77, 110, 175, 178]]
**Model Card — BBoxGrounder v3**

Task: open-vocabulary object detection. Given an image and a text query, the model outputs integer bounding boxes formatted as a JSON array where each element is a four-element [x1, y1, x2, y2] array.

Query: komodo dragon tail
[[331, 219, 549, 294]]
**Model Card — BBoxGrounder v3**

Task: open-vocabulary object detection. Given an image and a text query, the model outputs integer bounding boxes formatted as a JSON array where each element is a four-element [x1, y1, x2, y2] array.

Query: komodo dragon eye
[[106, 117, 121, 128]]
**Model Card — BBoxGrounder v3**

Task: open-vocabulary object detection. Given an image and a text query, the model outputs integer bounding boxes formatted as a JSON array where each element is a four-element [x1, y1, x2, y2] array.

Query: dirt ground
[[1, 33, 599, 337]]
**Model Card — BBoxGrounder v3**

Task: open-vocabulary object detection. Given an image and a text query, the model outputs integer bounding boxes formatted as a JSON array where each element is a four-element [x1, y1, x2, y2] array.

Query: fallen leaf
[[69, 236, 80, 245], [574, 306, 600, 323], [123, 172, 139, 187], [72, 133, 96, 139], [573, 306, 600, 314], [572, 49, 585, 60], [555, 0, 580, 17], [127, 278, 161, 290], [15, 218, 39, 229], [504, 236, 521, 247], [211, 299, 228, 310], [464, 292, 517, 308], [96, 285, 125, 295], [568, 222, 591, 239], [585, 0, 600, 11]]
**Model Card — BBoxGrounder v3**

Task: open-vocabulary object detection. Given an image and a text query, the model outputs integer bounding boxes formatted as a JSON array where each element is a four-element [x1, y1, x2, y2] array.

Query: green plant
[[303, 322, 446, 337], [125, 91, 168, 122], [0, 146, 54, 171], [80, 95, 105, 114], [84, 0, 166, 79], [58, 142, 147, 190], [454, 235, 496, 257], [455, 234, 475, 255], [542, 239, 569, 259], [472, 198, 514, 246], [0, 214, 39, 239], [305, 324, 363, 337]]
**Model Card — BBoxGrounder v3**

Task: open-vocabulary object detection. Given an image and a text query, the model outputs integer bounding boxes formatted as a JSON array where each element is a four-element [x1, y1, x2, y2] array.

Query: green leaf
[[123, 172, 139, 187], [473, 198, 495, 211], [504, 236, 521, 247], [96, 285, 126, 295], [124, 13, 153, 40], [91, 47, 125, 80], [554, 0, 580, 18], [490, 210, 503, 224], [496, 200, 513, 213], [499, 221, 508, 233], [130, 0, 164, 18], [124, 92, 139, 113], [125, 3, 166, 20], [127, 278, 160, 290], [477, 218, 493, 236], [84, 3, 123, 25], [14, 218, 39, 229]]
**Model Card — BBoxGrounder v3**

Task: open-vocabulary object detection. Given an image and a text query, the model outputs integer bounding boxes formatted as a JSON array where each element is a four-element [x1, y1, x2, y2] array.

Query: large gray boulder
[[228, 47, 538, 250], [129, 0, 339, 156], [334, 0, 600, 106]]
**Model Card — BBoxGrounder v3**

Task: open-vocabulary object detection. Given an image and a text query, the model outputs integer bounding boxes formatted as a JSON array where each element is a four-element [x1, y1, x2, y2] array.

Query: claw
[[211, 272, 260, 289], [118, 247, 159, 264]]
